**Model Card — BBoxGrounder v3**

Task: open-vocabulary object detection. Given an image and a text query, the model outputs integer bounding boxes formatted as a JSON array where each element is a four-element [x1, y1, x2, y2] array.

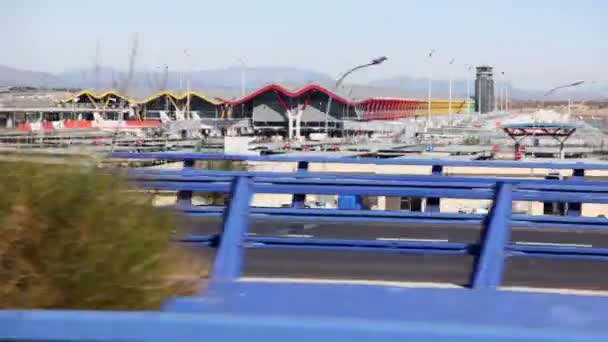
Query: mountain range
[[1, 64, 605, 101]]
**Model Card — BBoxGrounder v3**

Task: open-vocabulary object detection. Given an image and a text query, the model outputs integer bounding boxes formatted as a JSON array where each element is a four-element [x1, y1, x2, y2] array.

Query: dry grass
[[0, 161, 208, 310]]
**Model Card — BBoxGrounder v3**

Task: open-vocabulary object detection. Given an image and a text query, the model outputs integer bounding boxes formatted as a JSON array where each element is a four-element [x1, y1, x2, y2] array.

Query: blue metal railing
[[115, 152, 608, 215], [2, 153, 608, 342]]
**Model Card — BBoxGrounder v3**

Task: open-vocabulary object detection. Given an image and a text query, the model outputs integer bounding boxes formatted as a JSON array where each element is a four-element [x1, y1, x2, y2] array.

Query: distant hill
[[0, 65, 61, 88], [6, 65, 332, 93], [0, 64, 604, 101]]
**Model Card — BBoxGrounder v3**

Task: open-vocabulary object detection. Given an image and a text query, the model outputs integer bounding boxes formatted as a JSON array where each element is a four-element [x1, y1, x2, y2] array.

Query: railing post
[[210, 176, 253, 286], [472, 183, 512, 289], [543, 172, 566, 216], [567, 168, 585, 216], [291, 161, 309, 208], [177, 159, 195, 207], [426, 165, 443, 213]]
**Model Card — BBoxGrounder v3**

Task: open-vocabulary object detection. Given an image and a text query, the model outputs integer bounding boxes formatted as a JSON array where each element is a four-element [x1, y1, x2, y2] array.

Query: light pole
[[427, 49, 435, 130], [544, 80, 585, 118], [448, 57, 455, 124], [498, 71, 505, 112], [184, 49, 191, 118], [237, 58, 247, 120], [464, 64, 473, 114], [505, 82, 510, 112], [325, 56, 388, 133]]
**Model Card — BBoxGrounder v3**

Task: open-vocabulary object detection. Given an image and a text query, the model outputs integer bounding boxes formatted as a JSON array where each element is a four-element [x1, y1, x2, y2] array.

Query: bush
[[0, 161, 208, 310]]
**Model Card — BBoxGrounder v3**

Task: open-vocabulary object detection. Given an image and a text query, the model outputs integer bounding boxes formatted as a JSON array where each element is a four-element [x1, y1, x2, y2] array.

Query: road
[[183, 216, 608, 291]]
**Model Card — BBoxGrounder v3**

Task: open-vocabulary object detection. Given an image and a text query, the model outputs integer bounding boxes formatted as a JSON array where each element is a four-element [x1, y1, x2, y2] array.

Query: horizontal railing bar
[[508, 252, 608, 261], [508, 245, 608, 256], [172, 206, 607, 230], [175, 235, 608, 260], [132, 181, 232, 193], [253, 184, 496, 199], [177, 206, 606, 225], [245, 244, 471, 255], [512, 214, 608, 224], [135, 181, 608, 203], [512, 190, 608, 204], [127, 169, 608, 187], [245, 237, 472, 250], [111, 152, 608, 170]]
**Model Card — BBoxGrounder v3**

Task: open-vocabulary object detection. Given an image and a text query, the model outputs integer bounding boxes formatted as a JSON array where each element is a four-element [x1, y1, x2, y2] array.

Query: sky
[[1, 0, 607, 89]]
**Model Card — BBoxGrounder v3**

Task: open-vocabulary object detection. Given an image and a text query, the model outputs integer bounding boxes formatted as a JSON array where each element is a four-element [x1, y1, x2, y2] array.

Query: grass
[[0, 161, 208, 310]]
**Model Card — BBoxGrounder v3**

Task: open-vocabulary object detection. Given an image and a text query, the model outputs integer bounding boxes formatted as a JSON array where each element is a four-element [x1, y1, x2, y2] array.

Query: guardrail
[[2, 153, 608, 341], [115, 152, 608, 215]]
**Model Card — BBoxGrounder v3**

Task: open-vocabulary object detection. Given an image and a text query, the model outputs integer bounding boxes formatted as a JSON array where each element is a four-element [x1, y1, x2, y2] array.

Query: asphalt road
[[182, 216, 608, 291]]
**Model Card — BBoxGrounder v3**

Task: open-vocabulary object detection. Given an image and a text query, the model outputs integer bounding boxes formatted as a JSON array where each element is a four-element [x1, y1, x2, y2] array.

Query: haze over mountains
[[1, 64, 605, 101]]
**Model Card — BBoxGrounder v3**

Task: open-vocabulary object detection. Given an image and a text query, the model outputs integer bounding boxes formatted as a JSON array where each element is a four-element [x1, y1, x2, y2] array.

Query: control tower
[[475, 65, 495, 114]]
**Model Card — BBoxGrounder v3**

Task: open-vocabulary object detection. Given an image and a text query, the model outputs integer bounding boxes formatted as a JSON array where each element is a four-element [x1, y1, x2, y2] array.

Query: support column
[[295, 108, 303, 141], [286, 110, 295, 140], [567, 169, 585, 216], [291, 161, 309, 208], [426, 165, 443, 213]]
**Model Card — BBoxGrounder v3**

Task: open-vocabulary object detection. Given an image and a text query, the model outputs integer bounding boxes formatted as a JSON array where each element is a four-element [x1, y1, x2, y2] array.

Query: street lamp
[[334, 56, 388, 89], [498, 71, 505, 112], [184, 49, 192, 118], [544, 80, 585, 118], [448, 57, 455, 124], [427, 49, 436, 130], [504, 72, 510, 113], [464, 64, 473, 113], [325, 56, 388, 133], [237, 58, 247, 121]]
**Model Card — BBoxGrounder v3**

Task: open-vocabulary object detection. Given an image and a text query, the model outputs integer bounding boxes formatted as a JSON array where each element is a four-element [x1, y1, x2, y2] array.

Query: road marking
[[515, 241, 593, 248], [239, 277, 463, 289], [503, 286, 608, 297], [284, 234, 313, 238], [247, 233, 258, 236], [376, 238, 449, 243]]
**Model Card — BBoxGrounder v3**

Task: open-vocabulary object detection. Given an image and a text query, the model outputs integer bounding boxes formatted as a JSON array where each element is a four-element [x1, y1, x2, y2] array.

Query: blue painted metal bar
[[179, 233, 608, 260], [210, 177, 253, 285], [134, 181, 232, 193], [178, 204, 482, 221], [246, 236, 471, 251], [253, 183, 496, 199], [5, 307, 608, 342], [508, 245, 608, 257], [568, 169, 585, 216], [127, 168, 608, 187], [128, 169, 608, 191], [246, 244, 471, 255], [291, 161, 309, 208], [472, 183, 513, 289], [133, 180, 608, 204], [511, 190, 608, 204], [426, 165, 444, 213], [174, 205, 606, 229], [111, 152, 608, 170]]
